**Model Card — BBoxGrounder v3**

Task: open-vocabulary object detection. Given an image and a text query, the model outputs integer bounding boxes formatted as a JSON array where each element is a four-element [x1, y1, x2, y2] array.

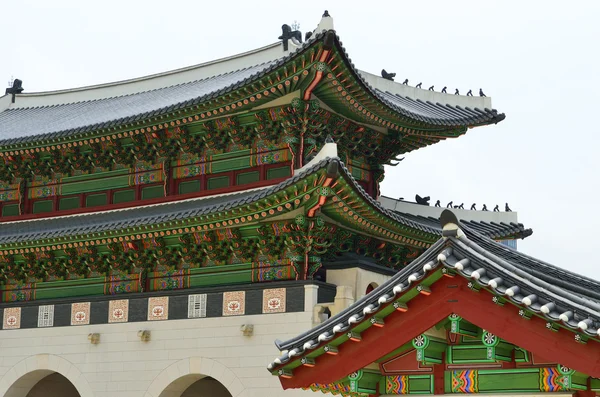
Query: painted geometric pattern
[[308, 382, 352, 395], [188, 294, 207, 318], [386, 375, 409, 394], [451, 370, 478, 393], [252, 260, 294, 282], [539, 367, 569, 392], [108, 299, 129, 323], [148, 297, 169, 321], [262, 288, 286, 313], [223, 291, 245, 316], [3, 283, 34, 302], [38, 305, 54, 327], [71, 302, 91, 325], [104, 274, 140, 295], [3, 307, 21, 329], [150, 269, 189, 291]]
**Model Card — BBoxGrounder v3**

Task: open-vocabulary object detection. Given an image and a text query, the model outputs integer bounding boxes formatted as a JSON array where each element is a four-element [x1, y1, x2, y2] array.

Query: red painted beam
[[279, 277, 600, 389]]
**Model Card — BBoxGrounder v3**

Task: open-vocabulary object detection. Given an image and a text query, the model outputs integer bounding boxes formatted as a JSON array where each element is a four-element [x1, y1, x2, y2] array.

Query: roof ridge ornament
[[279, 24, 303, 52], [314, 10, 334, 34], [5, 78, 24, 104], [440, 209, 466, 239]]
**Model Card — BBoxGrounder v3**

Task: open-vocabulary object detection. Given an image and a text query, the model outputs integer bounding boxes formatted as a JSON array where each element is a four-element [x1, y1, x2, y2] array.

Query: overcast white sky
[[2, 1, 599, 278]]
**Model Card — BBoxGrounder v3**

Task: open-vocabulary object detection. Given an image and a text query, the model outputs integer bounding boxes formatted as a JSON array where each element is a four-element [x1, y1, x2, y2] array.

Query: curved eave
[[1, 30, 505, 150], [320, 33, 506, 129]]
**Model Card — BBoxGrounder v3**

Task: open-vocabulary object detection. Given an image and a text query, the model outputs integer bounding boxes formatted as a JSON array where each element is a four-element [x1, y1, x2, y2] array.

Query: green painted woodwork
[[212, 157, 251, 174], [237, 171, 260, 185], [141, 185, 164, 200], [61, 170, 130, 195], [59, 196, 80, 211], [179, 180, 201, 195], [1, 204, 18, 217], [590, 377, 600, 391], [86, 193, 108, 207], [267, 166, 291, 180], [448, 315, 479, 337], [112, 189, 135, 204], [382, 375, 434, 395], [188, 263, 252, 287], [32, 200, 53, 214], [34, 277, 105, 300], [413, 334, 446, 364], [207, 176, 230, 190], [348, 371, 380, 394]]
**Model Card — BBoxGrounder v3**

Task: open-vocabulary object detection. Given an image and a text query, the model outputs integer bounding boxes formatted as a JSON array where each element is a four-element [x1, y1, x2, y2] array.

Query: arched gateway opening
[[0, 354, 92, 397], [158, 375, 232, 397], [3, 370, 81, 397], [147, 357, 245, 397]]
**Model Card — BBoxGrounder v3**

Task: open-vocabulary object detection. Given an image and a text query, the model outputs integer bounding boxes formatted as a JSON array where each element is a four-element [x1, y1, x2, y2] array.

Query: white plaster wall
[[0, 312, 316, 397], [326, 268, 392, 300]]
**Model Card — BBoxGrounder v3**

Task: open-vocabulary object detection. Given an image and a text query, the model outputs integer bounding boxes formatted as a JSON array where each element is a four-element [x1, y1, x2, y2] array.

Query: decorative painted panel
[[223, 291, 245, 316], [104, 273, 140, 295], [251, 260, 295, 282], [188, 294, 207, 318], [2, 283, 34, 302], [148, 297, 169, 321], [108, 299, 129, 323], [3, 307, 21, 330], [70, 302, 91, 325], [37, 305, 54, 327], [149, 270, 190, 291], [385, 375, 434, 395], [262, 288, 286, 313]]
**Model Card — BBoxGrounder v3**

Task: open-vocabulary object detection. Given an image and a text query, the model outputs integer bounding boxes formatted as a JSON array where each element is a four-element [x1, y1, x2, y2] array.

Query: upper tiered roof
[[0, 12, 504, 153]]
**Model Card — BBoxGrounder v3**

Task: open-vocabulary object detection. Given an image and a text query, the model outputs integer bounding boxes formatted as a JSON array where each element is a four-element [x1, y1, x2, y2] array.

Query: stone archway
[[0, 354, 93, 397], [145, 357, 246, 397]]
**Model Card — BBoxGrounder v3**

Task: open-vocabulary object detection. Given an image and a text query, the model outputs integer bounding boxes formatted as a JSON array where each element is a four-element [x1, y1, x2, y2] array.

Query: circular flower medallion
[[152, 306, 164, 317], [413, 335, 426, 348], [228, 301, 241, 312], [113, 308, 124, 319], [268, 298, 281, 310], [74, 311, 86, 322]]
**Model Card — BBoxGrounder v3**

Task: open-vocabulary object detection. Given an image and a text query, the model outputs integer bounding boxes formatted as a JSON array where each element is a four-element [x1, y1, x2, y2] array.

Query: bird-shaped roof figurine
[[479, 88, 486, 97], [381, 69, 396, 81]]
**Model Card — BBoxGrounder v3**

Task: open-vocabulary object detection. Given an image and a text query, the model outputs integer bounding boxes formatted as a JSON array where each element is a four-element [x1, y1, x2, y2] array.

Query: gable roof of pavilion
[[0, 13, 504, 151], [268, 211, 600, 381]]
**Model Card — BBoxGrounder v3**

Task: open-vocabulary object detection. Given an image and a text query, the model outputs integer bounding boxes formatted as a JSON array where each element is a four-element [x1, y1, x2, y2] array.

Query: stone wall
[[0, 310, 315, 397]]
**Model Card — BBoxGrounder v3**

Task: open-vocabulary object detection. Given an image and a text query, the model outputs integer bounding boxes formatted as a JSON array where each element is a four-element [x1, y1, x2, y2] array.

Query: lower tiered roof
[[0, 155, 528, 247], [268, 210, 600, 383]]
